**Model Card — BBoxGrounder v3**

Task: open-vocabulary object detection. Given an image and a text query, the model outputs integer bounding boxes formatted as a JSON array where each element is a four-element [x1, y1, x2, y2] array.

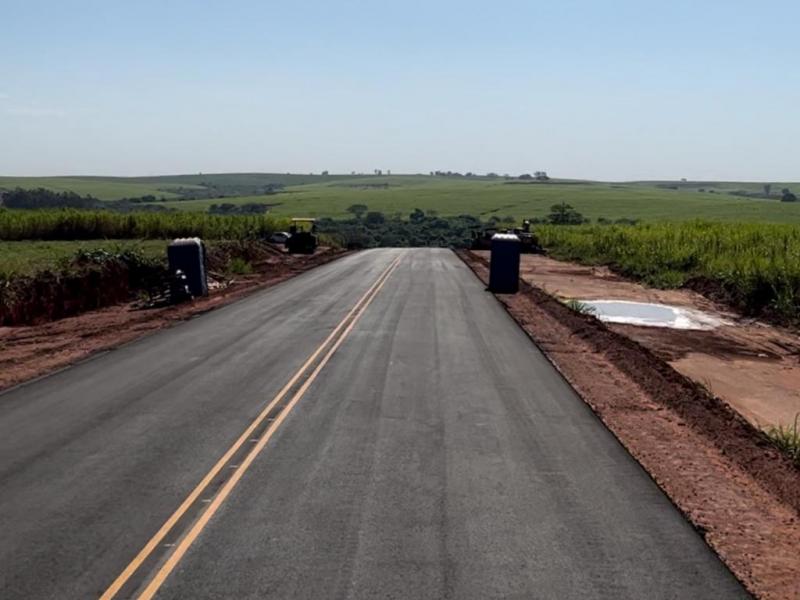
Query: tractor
[[470, 227, 498, 250], [286, 218, 318, 254], [511, 219, 544, 254], [471, 220, 543, 254]]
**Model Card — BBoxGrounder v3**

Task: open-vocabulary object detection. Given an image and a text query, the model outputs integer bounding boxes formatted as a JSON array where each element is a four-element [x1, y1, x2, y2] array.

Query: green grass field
[[0, 177, 191, 200], [631, 180, 800, 194], [3, 173, 800, 223], [0, 240, 167, 278], [0, 173, 358, 201], [166, 178, 800, 223]]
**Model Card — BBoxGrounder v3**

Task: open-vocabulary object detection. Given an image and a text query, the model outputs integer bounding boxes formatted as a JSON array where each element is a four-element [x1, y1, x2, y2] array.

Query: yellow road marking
[[136, 253, 401, 599], [100, 253, 402, 600]]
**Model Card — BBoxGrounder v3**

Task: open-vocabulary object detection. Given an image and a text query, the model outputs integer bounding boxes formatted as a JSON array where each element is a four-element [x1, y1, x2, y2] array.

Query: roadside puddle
[[578, 300, 729, 330]]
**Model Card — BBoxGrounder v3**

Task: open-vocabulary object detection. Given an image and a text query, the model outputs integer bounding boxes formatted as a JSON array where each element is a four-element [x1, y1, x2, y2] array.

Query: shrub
[[765, 415, 800, 465], [227, 257, 253, 275]]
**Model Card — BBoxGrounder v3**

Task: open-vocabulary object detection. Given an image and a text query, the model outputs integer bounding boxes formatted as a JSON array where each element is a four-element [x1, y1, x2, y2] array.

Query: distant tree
[[321, 170, 329, 176], [547, 203, 587, 225], [346, 203, 369, 219], [534, 171, 550, 181], [764, 183, 772, 197], [409, 208, 426, 223], [208, 202, 270, 215], [487, 172, 499, 178], [378, 232, 403, 247], [782, 188, 798, 202], [364, 211, 386, 226], [518, 173, 533, 180]]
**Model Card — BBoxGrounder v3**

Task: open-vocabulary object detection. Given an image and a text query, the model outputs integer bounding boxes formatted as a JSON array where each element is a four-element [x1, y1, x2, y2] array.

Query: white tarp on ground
[[579, 300, 729, 330]]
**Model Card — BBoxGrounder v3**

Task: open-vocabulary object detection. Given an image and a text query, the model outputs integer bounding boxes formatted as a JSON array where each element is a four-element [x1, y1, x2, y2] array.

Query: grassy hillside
[[0, 177, 191, 200], [0, 173, 363, 201], [4, 174, 800, 223], [632, 180, 800, 194], [165, 178, 800, 223], [124, 172, 370, 187]]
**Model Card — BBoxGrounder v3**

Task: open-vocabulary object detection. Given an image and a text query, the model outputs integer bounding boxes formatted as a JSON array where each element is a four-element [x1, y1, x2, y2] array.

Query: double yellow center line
[[100, 253, 403, 600]]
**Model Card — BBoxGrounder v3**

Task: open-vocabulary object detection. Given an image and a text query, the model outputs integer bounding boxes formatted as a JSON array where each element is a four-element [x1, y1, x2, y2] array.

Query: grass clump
[[765, 415, 800, 466], [563, 299, 596, 315]]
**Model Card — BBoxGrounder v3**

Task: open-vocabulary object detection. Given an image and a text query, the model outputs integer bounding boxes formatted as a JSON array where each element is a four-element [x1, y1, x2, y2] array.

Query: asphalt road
[[0, 248, 746, 599]]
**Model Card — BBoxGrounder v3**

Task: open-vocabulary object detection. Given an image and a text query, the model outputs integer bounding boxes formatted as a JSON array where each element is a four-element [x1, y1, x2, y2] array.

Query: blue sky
[[2, 0, 799, 180]]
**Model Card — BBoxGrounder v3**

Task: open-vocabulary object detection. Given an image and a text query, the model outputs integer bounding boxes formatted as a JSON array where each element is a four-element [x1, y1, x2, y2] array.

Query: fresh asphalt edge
[[453, 249, 755, 598], [0, 250, 352, 400]]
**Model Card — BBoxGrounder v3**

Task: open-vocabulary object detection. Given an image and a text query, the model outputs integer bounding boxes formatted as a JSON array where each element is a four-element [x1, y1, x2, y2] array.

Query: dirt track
[[0, 248, 347, 393], [461, 250, 800, 600], [501, 252, 800, 429]]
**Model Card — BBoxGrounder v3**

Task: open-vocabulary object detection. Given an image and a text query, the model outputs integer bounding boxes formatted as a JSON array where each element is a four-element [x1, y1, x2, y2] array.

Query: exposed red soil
[[459, 250, 800, 600], [0, 248, 347, 393], [0, 239, 298, 327], [506, 253, 800, 429], [0, 262, 135, 325]]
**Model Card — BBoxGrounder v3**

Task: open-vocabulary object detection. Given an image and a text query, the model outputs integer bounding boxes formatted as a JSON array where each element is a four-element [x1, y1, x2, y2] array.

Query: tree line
[[317, 203, 623, 249], [0, 188, 172, 212]]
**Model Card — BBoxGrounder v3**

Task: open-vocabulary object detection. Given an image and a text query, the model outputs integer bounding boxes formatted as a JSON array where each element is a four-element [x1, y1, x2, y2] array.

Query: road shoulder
[[0, 249, 348, 394], [458, 249, 800, 600]]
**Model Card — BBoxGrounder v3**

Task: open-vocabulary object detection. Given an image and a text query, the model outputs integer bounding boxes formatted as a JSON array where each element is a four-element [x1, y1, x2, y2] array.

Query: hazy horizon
[[1, 171, 797, 185], [3, 0, 799, 181]]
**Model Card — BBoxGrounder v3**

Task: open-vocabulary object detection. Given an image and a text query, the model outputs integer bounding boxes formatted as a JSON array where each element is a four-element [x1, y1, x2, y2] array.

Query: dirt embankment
[[0, 248, 347, 393], [459, 250, 800, 600], [0, 261, 136, 325], [0, 240, 294, 327]]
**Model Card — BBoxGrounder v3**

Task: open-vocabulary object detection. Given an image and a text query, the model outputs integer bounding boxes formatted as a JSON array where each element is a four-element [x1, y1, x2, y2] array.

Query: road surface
[[0, 248, 746, 599]]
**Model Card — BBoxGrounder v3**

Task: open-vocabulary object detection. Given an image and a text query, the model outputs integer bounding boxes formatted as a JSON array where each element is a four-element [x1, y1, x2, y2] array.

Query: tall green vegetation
[[536, 222, 800, 322], [316, 210, 484, 248], [0, 209, 289, 241]]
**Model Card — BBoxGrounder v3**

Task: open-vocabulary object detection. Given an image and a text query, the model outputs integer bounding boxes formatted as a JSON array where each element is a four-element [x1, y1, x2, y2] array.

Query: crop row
[[536, 221, 800, 322], [0, 209, 288, 241]]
